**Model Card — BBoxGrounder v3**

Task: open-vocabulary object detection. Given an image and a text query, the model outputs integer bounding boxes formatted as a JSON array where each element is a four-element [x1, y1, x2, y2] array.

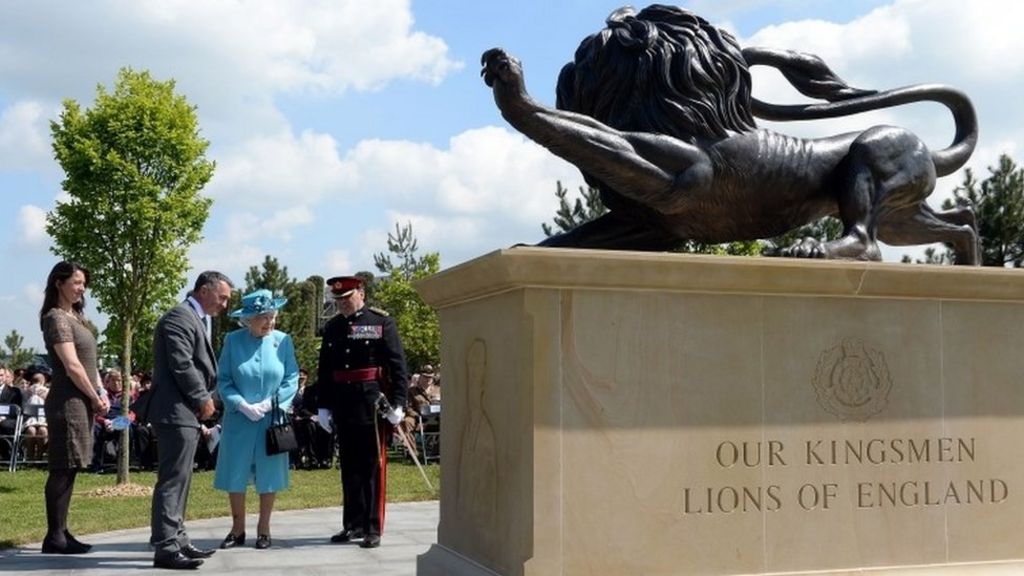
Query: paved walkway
[[0, 501, 438, 575]]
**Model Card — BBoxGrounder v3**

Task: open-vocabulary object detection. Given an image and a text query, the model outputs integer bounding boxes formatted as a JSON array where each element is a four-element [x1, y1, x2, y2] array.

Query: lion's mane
[[556, 5, 756, 140]]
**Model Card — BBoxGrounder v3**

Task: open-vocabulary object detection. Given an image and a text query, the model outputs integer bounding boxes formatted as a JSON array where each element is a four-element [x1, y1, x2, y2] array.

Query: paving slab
[[0, 501, 438, 575]]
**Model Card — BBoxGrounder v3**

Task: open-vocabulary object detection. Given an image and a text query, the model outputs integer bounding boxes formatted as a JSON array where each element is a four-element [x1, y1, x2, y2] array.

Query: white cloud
[[0, 0, 461, 142], [224, 206, 315, 245], [209, 130, 354, 207], [16, 205, 49, 248], [0, 101, 54, 171], [334, 126, 588, 268], [322, 249, 354, 276], [749, 8, 910, 68], [742, 0, 1024, 185], [207, 124, 585, 267], [345, 127, 582, 224]]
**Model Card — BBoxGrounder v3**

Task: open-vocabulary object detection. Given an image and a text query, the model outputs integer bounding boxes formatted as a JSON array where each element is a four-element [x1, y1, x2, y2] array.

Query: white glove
[[256, 398, 273, 413], [387, 406, 404, 426], [317, 408, 333, 433], [238, 401, 263, 422]]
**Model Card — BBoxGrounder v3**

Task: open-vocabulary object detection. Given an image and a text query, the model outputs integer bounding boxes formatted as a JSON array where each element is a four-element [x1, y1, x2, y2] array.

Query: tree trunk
[[117, 324, 134, 485]]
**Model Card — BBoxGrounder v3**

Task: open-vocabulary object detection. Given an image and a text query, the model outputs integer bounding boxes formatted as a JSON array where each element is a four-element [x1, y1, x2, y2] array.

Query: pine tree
[[542, 181, 608, 236]]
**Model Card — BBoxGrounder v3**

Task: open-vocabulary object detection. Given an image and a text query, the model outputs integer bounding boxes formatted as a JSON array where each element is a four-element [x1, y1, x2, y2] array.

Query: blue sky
[[1, 0, 1022, 350]]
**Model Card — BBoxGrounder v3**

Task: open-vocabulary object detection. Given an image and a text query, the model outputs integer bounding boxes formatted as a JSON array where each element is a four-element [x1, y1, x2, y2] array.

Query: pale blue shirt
[[187, 295, 211, 338]]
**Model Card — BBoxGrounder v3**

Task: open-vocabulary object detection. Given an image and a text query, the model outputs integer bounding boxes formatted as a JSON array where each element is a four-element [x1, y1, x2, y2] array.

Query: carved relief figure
[[457, 339, 497, 526], [482, 5, 979, 264]]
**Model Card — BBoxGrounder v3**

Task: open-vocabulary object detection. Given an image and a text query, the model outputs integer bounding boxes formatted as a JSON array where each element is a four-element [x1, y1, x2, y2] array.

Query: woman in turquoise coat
[[214, 289, 299, 550]]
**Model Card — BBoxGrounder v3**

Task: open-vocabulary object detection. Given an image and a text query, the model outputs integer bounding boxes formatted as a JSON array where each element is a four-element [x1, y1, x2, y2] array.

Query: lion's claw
[[781, 237, 828, 259]]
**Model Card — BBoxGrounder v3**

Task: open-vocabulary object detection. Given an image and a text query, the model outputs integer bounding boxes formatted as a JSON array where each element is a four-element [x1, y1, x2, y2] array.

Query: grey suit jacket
[[148, 302, 216, 427]]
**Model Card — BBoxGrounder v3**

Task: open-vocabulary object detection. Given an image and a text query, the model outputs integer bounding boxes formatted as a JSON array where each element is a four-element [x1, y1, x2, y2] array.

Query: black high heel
[[255, 534, 271, 549], [220, 531, 246, 549]]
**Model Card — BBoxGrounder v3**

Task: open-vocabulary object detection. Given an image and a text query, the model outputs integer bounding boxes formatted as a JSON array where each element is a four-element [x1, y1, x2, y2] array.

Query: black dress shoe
[[359, 534, 381, 548], [181, 544, 216, 559], [41, 537, 91, 555], [220, 532, 246, 549], [153, 551, 203, 570], [255, 534, 271, 549], [329, 528, 364, 543]]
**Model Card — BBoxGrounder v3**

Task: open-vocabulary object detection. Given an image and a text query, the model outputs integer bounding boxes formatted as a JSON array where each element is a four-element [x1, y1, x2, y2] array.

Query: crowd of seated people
[[4, 360, 443, 471], [90, 369, 158, 471], [0, 364, 52, 463]]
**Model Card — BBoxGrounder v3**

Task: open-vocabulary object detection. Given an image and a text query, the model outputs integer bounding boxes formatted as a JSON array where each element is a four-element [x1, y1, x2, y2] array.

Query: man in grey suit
[[149, 271, 233, 570]]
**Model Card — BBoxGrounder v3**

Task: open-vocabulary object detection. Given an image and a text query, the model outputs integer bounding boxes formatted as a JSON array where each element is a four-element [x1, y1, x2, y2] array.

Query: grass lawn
[[0, 462, 439, 549]]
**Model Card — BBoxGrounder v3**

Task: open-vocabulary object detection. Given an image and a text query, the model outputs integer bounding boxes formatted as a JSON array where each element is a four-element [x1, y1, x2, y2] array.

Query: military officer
[[317, 275, 408, 548]]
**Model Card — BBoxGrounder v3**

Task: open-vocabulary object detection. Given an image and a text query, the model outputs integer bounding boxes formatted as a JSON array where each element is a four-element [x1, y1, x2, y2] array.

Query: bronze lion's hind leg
[[877, 204, 980, 266]]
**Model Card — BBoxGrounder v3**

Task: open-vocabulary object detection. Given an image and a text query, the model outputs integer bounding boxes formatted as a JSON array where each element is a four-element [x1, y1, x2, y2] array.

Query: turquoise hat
[[228, 289, 287, 318]]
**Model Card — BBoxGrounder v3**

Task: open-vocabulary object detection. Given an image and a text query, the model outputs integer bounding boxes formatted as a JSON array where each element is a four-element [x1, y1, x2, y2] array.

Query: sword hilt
[[376, 392, 394, 418]]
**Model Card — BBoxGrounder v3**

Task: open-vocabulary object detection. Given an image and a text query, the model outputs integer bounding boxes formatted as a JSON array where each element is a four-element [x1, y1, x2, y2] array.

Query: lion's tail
[[743, 47, 978, 177]]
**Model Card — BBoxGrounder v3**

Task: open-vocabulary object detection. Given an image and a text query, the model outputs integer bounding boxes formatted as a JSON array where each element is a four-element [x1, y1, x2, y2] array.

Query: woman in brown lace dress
[[39, 261, 109, 554]]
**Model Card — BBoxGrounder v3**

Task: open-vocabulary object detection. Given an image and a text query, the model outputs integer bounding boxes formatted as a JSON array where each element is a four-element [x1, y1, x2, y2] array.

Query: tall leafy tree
[[372, 223, 440, 373], [102, 309, 159, 373], [49, 67, 215, 484], [3, 330, 38, 369]]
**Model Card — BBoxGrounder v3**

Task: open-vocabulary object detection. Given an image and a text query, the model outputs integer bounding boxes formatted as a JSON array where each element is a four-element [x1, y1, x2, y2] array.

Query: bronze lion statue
[[481, 5, 980, 264]]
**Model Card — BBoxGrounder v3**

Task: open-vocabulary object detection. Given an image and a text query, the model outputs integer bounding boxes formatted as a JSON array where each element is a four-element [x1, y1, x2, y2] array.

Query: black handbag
[[265, 395, 298, 455]]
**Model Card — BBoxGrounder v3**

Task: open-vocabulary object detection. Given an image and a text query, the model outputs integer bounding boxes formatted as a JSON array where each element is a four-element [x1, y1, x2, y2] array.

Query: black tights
[[44, 468, 78, 543]]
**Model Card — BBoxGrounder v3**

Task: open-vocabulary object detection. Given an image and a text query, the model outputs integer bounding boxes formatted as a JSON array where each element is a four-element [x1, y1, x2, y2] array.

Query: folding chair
[[13, 404, 47, 470], [418, 407, 441, 464], [0, 403, 23, 472]]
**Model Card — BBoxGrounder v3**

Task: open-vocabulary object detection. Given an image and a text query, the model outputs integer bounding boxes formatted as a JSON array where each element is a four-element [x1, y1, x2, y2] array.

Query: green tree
[[949, 155, 1024, 266], [764, 216, 844, 256], [49, 67, 215, 485], [101, 309, 159, 373], [901, 246, 952, 265], [676, 239, 766, 256], [901, 155, 1024, 266], [542, 181, 608, 236], [372, 223, 440, 373], [3, 330, 38, 370]]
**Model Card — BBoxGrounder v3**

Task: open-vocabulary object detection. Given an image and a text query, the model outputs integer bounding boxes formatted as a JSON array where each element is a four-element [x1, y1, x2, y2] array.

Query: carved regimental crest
[[813, 338, 893, 422]]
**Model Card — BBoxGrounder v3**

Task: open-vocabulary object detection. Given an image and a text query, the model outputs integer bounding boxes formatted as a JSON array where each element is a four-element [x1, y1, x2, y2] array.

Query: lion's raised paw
[[481, 48, 523, 88]]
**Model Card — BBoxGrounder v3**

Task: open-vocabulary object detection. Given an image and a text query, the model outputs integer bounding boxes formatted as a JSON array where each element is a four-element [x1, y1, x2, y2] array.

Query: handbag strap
[[271, 394, 284, 426]]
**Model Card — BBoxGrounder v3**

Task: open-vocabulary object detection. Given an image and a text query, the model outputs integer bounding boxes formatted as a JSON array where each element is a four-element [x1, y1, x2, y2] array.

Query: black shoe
[[153, 551, 203, 570], [220, 531, 245, 549], [180, 544, 216, 559], [255, 534, 271, 549], [359, 534, 381, 548], [41, 537, 91, 555], [329, 528, 364, 543], [63, 530, 93, 552]]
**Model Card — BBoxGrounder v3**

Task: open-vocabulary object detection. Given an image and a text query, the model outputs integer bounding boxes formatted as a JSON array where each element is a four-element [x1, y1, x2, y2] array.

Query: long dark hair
[[39, 261, 91, 327]]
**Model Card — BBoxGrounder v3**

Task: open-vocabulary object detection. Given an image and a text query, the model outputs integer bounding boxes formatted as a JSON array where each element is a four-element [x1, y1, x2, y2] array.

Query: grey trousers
[[150, 424, 200, 555]]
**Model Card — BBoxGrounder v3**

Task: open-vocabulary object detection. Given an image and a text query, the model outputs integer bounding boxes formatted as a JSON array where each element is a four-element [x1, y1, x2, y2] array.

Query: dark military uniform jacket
[[316, 306, 409, 426]]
